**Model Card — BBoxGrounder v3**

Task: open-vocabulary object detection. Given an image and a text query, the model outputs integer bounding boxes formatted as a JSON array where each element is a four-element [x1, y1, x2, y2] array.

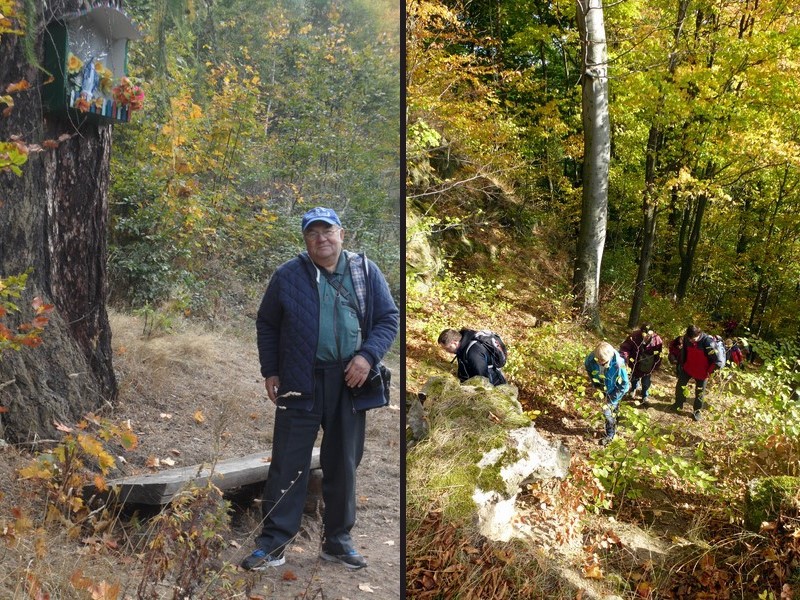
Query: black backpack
[[466, 330, 508, 368]]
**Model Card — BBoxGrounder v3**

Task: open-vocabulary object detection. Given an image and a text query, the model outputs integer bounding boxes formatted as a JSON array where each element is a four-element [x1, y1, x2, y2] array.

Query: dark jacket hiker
[[438, 328, 507, 386], [618, 323, 662, 405], [672, 324, 725, 421]]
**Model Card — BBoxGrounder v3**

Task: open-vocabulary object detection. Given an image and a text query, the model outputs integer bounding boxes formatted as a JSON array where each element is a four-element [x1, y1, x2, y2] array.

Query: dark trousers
[[256, 363, 366, 555], [675, 368, 708, 411], [602, 402, 619, 439], [631, 373, 652, 399]]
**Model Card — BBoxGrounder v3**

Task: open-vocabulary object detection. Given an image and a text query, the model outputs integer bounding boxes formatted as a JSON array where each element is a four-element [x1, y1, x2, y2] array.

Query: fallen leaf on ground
[[281, 570, 297, 581], [583, 563, 603, 579], [358, 583, 375, 593], [384, 540, 395, 545]]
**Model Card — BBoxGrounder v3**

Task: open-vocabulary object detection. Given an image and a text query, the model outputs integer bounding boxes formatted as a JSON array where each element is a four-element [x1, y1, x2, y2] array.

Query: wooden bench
[[90, 447, 322, 505]]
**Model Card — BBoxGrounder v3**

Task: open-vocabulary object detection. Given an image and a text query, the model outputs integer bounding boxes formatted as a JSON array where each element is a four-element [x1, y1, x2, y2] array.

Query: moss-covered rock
[[407, 375, 570, 536], [406, 208, 442, 294], [406, 391, 429, 446], [744, 476, 800, 531]]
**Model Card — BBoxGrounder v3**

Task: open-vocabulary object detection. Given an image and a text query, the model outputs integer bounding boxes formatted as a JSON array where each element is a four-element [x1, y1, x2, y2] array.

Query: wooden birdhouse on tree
[[43, 2, 143, 124]]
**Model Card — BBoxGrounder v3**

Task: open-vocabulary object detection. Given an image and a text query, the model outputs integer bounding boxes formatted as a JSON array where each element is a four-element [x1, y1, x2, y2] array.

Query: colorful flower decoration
[[111, 77, 145, 111], [74, 95, 91, 112], [95, 62, 115, 95], [67, 53, 84, 75]]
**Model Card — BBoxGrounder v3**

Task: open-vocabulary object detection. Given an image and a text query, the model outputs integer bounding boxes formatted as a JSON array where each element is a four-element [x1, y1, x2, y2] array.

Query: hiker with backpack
[[438, 328, 508, 386], [618, 323, 663, 408], [668, 335, 683, 369], [672, 325, 726, 421], [584, 341, 630, 446], [725, 338, 745, 368]]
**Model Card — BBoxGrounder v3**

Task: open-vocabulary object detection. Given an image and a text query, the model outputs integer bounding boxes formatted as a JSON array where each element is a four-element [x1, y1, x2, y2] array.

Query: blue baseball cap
[[301, 206, 342, 231]]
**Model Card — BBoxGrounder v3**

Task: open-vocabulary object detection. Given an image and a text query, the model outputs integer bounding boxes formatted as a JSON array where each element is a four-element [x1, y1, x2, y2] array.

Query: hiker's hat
[[302, 207, 342, 232]]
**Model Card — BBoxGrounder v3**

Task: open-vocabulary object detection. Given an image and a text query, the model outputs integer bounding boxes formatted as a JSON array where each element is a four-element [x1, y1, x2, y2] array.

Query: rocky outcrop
[[406, 208, 442, 295], [409, 375, 570, 541]]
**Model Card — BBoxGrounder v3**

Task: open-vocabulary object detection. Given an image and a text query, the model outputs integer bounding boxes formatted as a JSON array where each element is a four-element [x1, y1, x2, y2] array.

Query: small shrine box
[[43, 4, 141, 124]]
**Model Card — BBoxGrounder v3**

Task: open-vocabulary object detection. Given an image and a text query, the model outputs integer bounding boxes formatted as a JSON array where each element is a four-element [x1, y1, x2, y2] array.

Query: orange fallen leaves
[[6, 79, 30, 93]]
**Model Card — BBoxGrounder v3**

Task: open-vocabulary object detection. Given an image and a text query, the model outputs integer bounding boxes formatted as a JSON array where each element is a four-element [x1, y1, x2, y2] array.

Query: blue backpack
[[710, 335, 727, 368]]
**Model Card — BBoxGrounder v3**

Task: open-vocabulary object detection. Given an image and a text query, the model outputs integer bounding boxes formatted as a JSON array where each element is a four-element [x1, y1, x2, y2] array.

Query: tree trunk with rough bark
[[0, 1, 117, 443], [675, 192, 708, 300], [628, 127, 661, 329], [572, 0, 610, 329]]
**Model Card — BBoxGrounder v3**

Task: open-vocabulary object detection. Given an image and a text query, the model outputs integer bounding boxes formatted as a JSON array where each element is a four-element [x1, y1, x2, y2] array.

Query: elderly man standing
[[241, 206, 399, 571]]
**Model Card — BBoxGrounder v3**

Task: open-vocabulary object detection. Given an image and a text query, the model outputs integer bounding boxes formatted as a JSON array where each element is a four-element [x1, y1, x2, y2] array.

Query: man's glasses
[[304, 228, 341, 241]]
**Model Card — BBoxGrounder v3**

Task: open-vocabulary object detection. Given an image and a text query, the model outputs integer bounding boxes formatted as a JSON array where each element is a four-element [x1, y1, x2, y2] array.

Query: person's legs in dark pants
[[599, 402, 617, 445], [254, 398, 321, 557], [674, 368, 691, 409], [693, 378, 707, 419], [640, 373, 652, 400], [318, 365, 366, 553]]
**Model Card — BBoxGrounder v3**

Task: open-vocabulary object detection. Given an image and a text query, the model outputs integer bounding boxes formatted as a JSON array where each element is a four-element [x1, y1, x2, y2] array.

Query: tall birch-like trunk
[[572, 0, 610, 329]]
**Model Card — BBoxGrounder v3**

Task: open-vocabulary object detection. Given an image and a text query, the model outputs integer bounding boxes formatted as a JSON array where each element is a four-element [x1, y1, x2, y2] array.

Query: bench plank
[[92, 447, 321, 505]]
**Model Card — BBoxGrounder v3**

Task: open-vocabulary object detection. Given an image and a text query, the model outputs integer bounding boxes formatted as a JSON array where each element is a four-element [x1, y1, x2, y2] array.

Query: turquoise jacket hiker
[[584, 350, 630, 406]]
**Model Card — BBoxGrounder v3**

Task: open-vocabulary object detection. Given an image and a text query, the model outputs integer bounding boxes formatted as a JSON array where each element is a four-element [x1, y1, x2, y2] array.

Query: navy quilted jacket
[[256, 250, 398, 410]]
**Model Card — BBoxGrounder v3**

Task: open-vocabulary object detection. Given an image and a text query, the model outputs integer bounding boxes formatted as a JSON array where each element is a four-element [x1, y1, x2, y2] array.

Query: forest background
[[407, 0, 800, 598], [1, 0, 400, 426]]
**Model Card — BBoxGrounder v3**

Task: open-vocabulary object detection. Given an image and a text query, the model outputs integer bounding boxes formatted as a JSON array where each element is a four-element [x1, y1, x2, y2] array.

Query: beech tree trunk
[[628, 0, 689, 327], [675, 192, 708, 300], [628, 127, 660, 329], [0, 1, 117, 443], [572, 0, 610, 328]]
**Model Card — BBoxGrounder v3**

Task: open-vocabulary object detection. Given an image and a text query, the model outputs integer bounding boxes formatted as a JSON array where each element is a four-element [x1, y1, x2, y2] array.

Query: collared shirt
[[316, 252, 361, 361]]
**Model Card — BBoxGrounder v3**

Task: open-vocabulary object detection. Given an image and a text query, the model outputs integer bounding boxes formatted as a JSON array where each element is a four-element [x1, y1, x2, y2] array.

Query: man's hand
[[345, 354, 371, 388], [265, 376, 280, 404]]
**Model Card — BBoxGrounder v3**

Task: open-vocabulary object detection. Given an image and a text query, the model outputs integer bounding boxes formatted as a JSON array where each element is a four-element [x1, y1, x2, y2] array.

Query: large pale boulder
[[409, 375, 570, 540]]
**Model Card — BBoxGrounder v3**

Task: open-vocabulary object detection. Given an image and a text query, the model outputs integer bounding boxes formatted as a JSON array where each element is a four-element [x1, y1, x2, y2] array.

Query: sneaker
[[638, 398, 652, 408], [598, 436, 613, 447], [693, 410, 702, 422], [320, 546, 368, 570], [240, 548, 285, 571]]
